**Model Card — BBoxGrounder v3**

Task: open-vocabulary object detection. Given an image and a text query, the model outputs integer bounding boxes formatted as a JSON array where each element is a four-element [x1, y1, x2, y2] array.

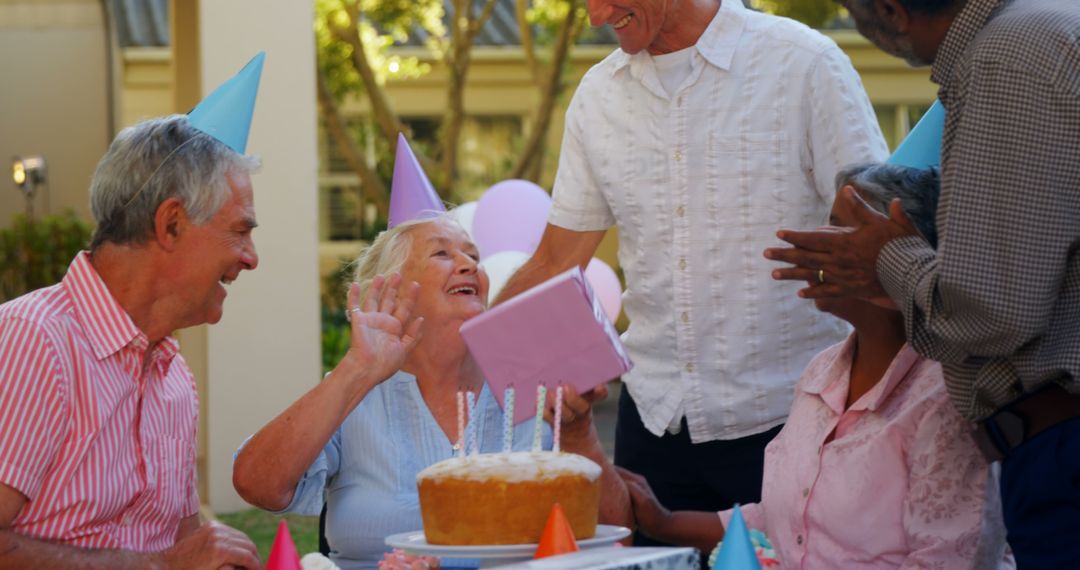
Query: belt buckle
[[972, 409, 1026, 462]]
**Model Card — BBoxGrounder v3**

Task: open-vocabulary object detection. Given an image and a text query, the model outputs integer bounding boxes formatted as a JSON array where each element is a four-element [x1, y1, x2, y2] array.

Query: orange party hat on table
[[534, 503, 579, 559], [266, 519, 302, 570]]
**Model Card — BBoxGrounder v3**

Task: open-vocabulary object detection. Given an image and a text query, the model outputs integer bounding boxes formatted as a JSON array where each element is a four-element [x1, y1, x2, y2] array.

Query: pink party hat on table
[[266, 519, 302, 570], [713, 505, 761, 570], [188, 52, 265, 154], [388, 133, 445, 228]]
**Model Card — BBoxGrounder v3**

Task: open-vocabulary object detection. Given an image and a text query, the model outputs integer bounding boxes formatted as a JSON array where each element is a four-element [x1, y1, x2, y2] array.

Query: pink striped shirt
[[0, 252, 198, 552]]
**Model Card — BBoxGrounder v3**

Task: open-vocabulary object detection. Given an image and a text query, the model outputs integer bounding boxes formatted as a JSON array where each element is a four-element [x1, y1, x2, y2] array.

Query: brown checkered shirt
[[878, 0, 1080, 420]]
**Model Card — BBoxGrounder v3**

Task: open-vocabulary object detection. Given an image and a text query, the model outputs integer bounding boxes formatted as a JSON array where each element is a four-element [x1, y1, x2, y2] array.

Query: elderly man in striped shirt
[[0, 114, 262, 568], [766, 0, 1080, 566]]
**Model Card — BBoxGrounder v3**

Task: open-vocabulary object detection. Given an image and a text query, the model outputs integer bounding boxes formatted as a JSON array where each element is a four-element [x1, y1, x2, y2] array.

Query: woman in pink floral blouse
[[616, 164, 1014, 569]]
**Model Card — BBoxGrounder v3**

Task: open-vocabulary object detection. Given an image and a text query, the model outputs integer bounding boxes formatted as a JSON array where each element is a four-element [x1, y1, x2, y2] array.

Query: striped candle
[[532, 384, 547, 452], [553, 384, 564, 453], [466, 391, 477, 455], [502, 387, 515, 453], [456, 390, 465, 457]]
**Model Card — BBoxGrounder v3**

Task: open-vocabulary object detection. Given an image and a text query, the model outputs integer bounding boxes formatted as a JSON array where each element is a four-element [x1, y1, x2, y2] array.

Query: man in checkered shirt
[[765, 0, 1080, 566]]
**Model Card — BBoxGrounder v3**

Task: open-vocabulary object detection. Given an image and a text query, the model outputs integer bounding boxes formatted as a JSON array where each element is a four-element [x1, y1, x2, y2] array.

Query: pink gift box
[[460, 266, 633, 424]]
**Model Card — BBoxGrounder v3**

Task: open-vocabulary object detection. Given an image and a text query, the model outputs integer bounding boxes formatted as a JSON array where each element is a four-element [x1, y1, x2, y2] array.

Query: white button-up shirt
[[549, 0, 889, 442]]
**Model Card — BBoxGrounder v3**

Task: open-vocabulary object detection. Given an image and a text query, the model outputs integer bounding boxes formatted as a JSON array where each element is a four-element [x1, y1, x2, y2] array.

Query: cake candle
[[456, 390, 465, 457], [532, 384, 547, 452], [502, 386, 515, 453], [553, 384, 564, 453], [466, 391, 477, 455], [470, 391, 486, 456]]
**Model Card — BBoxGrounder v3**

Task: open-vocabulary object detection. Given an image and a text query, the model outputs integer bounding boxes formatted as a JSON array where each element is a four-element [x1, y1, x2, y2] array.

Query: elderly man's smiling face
[[171, 169, 259, 328], [587, 0, 691, 55]]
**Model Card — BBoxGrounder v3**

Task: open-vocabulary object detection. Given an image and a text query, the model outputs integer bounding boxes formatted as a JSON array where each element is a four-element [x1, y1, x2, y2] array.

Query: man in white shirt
[[496, 0, 887, 540]]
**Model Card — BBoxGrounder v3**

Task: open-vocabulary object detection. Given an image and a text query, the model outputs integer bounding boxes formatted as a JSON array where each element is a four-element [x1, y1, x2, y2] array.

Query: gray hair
[[89, 114, 260, 249], [351, 212, 464, 301], [836, 163, 941, 248]]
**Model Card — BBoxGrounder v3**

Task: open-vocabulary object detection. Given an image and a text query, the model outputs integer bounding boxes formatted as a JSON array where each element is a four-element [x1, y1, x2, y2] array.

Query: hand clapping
[[764, 186, 918, 303]]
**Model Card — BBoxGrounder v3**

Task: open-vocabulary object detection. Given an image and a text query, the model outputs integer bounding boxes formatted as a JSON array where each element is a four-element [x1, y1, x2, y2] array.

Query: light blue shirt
[[277, 372, 552, 569]]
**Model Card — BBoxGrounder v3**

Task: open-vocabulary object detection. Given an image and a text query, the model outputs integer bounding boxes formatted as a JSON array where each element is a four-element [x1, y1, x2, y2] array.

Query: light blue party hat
[[712, 504, 762, 570], [388, 132, 445, 228], [188, 51, 265, 154], [888, 99, 944, 169]]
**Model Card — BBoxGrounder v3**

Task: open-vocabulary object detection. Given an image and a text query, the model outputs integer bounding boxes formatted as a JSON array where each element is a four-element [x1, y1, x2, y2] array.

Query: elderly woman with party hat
[[234, 156, 629, 568]]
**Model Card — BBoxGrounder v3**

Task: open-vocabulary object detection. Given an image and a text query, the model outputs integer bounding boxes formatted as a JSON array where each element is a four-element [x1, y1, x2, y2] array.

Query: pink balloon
[[473, 179, 552, 259], [585, 258, 622, 322]]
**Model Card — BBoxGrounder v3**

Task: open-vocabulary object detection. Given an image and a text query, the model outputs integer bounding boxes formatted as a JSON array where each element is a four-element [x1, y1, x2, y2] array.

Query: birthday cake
[[416, 451, 601, 545]]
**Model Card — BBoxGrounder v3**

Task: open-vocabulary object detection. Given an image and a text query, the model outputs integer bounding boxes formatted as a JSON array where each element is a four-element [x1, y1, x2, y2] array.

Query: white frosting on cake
[[417, 451, 601, 483]]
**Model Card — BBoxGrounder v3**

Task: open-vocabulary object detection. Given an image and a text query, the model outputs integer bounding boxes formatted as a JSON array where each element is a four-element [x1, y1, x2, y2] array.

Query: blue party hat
[[888, 99, 944, 169], [713, 504, 762, 570], [388, 132, 445, 228], [188, 52, 265, 154]]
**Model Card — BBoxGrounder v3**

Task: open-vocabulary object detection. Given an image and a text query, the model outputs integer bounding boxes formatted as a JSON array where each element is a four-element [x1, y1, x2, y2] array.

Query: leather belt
[[971, 382, 1080, 462]]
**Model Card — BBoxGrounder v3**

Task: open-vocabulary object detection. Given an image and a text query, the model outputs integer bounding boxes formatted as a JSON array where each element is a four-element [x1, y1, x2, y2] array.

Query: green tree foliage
[[0, 212, 93, 302], [313, 0, 588, 216], [754, 0, 843, 29]]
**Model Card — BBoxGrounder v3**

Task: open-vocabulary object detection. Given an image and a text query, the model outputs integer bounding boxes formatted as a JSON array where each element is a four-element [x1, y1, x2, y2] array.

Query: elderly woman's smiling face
[[400, 220, 489, 324]]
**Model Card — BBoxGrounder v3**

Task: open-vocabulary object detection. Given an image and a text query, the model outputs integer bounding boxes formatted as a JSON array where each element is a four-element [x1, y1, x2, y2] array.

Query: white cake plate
[[385, 524, 631, 568]]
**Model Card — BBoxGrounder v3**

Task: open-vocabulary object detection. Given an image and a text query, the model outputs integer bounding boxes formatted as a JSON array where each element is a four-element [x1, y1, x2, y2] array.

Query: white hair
[[89, 114, 260, 249]]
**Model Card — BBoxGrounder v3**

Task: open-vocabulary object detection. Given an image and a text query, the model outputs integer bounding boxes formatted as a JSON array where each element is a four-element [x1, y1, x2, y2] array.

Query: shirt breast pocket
[[708, 130, 787, 178], [707, 131, 791, 228]]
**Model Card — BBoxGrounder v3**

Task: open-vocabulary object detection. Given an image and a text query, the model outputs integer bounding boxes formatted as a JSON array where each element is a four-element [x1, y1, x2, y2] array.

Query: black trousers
[[614, 387, 781, 550]]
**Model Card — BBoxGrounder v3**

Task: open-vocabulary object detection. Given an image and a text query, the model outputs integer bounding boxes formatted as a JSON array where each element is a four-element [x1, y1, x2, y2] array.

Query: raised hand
[[160, 521, 261, 569], [343, 273, 424, 385]]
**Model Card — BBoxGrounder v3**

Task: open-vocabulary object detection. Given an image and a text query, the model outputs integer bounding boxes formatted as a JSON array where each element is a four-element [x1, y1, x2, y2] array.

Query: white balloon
[[480, 250, 531, 303], [448, 201, 478, 239]]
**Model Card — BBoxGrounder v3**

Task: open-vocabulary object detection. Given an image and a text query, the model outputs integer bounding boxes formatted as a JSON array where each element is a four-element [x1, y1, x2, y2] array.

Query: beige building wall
[[175, 0, 322, 513], [120, 48, 173, 126], [0, 0, 110, 226]]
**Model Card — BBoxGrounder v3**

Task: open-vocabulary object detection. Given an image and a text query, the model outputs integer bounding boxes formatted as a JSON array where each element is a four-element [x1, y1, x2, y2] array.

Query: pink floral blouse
[[720, 335, 1013, 569]]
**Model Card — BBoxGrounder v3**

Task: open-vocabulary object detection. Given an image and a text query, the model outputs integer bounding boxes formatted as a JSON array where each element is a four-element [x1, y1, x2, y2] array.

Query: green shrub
[[0, 212, 93, 302], [321, 257, 355, 375]]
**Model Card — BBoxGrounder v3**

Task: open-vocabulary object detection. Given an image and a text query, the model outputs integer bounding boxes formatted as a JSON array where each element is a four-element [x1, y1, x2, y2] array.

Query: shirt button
[[678, 96, 684, 106], [797, 534, 804, 545], [802, 488, 810, 498], [681, 311, 689, 323], [678, 258, 687, 270], [675, 205, 685, 217], [674, 150, 682, 162], [685, 362, 694, 373]]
